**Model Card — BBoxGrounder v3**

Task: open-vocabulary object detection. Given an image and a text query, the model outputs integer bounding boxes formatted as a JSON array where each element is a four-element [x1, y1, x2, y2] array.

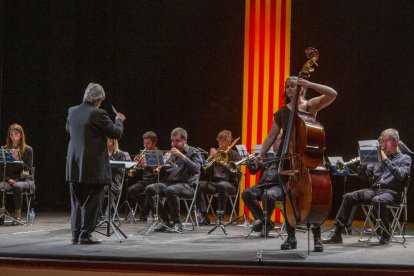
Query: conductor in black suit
[[66, 83, 126, 244]]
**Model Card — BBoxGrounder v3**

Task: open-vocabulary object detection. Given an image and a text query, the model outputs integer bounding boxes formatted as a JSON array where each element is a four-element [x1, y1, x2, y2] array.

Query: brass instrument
[[335, 157, 360, 174], [203, 137, 240, 170], [228, 153, 255, 173], [127, 148, 147, 177]]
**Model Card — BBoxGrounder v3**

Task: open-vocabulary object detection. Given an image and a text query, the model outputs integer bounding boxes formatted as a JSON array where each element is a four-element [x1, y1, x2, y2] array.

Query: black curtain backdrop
[[1, 1, 414, 217]]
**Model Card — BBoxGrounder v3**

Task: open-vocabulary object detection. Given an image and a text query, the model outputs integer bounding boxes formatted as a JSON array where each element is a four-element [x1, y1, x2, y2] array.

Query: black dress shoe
[[281, 236, 297, 250], [314, 238, 324, 252], [71, 239, 79, 244], [154, 224, 169, 232], [379, 234, 391, 244], [79, 236, 102, 245], [171, 221, 183, 232], [11, 217, 22, 226], [0, 216, 4, 225], [251, 220, 263, 232], [322, 232, 343, 244]]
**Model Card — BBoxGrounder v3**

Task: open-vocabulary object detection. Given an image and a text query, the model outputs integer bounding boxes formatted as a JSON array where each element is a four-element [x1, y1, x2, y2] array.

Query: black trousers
[[69, 182, 104, 240], [145, 182, 194, 223], [241, 185, 282, 221], [335, 188, 398, 231], [197, 180, 237, 213], [128, 181, 149, 216]]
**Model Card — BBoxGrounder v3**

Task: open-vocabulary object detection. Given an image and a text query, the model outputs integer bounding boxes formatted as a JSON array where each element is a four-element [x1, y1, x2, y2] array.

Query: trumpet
[[335, 157, 360, 174], [127, 148, 147, 177], [203, 137, 240, 171], [228, 153, 255, 173]]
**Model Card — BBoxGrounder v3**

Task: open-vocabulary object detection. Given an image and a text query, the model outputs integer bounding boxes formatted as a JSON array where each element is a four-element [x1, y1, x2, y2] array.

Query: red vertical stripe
[[268, 0, 276, 130], [278, 0, 286, 108], [246, 0, 256, 196], [255, 0, 266, 185], [257, 0, 265, 143]]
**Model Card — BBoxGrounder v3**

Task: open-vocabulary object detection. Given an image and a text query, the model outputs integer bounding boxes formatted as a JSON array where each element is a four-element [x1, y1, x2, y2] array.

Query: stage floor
[[1, 213, 414, 273]]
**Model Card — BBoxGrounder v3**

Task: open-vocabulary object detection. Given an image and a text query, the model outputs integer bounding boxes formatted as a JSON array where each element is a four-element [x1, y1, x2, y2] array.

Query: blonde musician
[[144, 127, 203, 232], [196, 130, 241, 225], [106, 138, 131, 198], [127, 131, 159, 220]]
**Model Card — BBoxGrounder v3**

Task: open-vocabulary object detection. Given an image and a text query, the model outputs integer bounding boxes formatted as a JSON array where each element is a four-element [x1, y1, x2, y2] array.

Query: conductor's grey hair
[[83, 83, 105, 103]]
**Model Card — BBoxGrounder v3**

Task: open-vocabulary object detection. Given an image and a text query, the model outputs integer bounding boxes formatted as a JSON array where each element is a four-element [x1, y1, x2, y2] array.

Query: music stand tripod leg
[[95, 185, 127, 242]]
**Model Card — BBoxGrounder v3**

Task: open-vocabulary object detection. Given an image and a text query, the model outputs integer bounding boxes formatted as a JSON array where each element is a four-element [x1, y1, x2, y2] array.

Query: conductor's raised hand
[[116, 112, 126, 121]]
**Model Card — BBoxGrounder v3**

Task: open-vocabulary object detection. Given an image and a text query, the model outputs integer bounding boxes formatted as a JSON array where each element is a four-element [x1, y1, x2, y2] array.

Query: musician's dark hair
[[171, 127, 187, 140], [283, 76, 305, 105], [143, 131, 158, 144], [6, 123, 29, 156]]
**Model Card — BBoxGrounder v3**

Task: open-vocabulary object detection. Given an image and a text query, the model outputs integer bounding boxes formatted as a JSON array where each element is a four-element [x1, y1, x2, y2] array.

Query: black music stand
[[0, 149, 25, 226], [94, 160, 134, 241]]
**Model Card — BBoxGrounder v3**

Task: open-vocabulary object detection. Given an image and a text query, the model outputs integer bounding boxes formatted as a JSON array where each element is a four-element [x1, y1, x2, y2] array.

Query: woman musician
[[0, 124, 34, 225], [256, 76, 337, 252]]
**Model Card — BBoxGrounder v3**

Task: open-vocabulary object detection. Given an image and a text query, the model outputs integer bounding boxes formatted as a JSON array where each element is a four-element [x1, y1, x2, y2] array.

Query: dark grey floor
[[0, 212, 413, 269]]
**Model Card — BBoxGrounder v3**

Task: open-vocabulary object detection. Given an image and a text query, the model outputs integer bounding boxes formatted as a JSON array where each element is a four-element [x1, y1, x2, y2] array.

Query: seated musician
[[127, 131, 159, 220], [145, 127, 203, 232], [0, 124, 34, 225], [323, 128, 411, 244], [196, 130, 241, 225], [241, 131, 283, 236], [101, 138, 131, 214]]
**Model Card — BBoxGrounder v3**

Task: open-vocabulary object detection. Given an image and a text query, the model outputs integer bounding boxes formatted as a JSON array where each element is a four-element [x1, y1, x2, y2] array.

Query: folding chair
[[5, 167, 35, 223], [386, 175, 410, 240], [181, 173, 201, 231], [359, 175, 410, 243], [206, 181, 241, 223]]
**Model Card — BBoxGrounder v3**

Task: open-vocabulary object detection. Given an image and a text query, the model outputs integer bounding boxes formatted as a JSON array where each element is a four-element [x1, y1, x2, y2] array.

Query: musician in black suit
[[66, 83, 125, 244], [196, 130, 241, 225], [127, 131, 159, 220], [145, 127, 203, 232], [241, 132, 283, 236]]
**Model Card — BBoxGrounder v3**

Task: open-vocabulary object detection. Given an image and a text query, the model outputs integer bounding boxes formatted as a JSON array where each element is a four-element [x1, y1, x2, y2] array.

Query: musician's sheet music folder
[[358, 140, 381, 164], [144, 151, 165, 167], [0, 149, 16, 162]]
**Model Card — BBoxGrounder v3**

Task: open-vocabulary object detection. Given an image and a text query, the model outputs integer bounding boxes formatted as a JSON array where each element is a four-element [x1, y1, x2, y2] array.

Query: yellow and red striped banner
[[240, 0, 291, 222]]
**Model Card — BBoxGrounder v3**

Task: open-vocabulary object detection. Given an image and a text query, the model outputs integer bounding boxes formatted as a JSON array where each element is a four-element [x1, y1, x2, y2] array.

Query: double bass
[[278, 48, 332, 227]]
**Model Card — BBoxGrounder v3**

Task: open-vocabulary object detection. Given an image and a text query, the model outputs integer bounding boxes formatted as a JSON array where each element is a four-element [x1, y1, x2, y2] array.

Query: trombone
[[203, 137, 240, 170], [228, 153, 255, 173]]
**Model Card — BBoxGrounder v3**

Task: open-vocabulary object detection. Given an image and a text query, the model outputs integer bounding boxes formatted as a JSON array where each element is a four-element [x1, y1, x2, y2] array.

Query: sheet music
[[235, 144, 249, 157], [109, 160, 136, 168], [327, 156, 344, 165], [358, 140, 380, 164]]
